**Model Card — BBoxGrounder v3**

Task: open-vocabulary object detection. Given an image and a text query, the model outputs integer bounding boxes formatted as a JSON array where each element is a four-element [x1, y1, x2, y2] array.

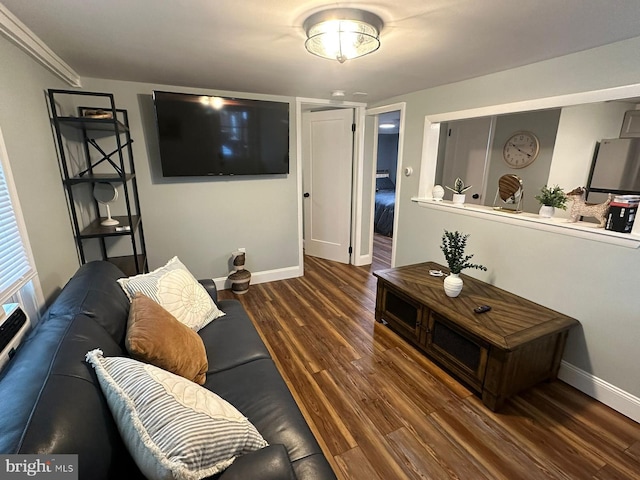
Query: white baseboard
[[213, 265, 303, 291], [558, 360, 640, 423], [353, 253, 372, 267]]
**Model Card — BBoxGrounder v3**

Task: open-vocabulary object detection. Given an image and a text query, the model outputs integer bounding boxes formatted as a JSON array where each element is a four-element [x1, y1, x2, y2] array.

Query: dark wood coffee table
[[373, 262, 579, 410]]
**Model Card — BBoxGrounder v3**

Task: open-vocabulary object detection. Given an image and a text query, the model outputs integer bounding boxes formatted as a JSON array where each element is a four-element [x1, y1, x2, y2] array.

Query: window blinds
[[0, 128, 35, 303]]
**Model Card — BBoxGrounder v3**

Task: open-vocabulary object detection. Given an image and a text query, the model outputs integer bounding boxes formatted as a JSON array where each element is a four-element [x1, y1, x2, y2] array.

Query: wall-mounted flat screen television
[[152, 91, 290, 177]]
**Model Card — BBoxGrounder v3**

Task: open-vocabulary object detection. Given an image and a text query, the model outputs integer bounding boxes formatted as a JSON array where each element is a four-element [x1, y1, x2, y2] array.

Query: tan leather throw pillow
[[125, 292, 208, 385]]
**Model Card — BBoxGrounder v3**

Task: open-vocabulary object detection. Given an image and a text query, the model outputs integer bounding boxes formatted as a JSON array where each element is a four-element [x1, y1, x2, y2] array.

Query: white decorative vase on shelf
[[432, 185, 445, 202], [539, 205, 555, 218], [444, 273, 463, 297], [452, 193, 466, 205]]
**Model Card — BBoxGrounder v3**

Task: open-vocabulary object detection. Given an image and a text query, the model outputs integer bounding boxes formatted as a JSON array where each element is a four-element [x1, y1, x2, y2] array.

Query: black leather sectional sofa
[[0, 261, 336, 480]]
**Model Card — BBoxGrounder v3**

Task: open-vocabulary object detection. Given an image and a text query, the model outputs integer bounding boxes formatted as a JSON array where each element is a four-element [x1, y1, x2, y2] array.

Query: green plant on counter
[[445, 177, 472, 194], [535, 184, 568, 209]]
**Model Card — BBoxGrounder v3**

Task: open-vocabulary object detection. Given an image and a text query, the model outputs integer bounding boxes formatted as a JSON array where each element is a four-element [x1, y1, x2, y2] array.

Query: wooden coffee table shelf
[[373, 262, 579, 410]]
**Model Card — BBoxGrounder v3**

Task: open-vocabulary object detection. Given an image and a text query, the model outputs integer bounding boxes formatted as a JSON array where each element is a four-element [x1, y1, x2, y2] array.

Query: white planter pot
[[539, 205, 555, 218], [444, 273, 463, 297], [452, 193, 466, 205]]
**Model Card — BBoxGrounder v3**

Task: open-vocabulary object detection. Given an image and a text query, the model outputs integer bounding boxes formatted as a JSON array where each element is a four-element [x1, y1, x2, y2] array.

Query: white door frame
[[295, 98, 367, 273], [362, 102, 406, 268]]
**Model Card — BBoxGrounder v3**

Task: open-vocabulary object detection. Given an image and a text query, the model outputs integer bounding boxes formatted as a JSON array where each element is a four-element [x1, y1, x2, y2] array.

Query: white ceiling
[[4, 0, 640, 103]]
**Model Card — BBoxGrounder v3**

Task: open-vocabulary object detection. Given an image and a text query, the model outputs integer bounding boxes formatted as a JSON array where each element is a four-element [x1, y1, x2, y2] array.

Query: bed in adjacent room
[[374, 171, 396, 237]]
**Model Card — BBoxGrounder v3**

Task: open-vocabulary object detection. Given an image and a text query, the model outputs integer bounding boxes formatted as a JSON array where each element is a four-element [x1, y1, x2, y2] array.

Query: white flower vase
[[452, 193, 466, 205], [444, 273, 463, 297], [539, 205, 555, 218]]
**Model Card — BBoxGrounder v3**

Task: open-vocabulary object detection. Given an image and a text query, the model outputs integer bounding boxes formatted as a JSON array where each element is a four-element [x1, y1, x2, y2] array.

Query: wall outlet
[[238, 247, 246, 253]]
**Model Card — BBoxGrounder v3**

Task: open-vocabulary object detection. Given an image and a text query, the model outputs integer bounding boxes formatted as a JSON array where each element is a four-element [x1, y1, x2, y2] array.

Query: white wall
[[80, 77, 300, 283], [0, 35, 79, 303], [373, 36, 640, 407]]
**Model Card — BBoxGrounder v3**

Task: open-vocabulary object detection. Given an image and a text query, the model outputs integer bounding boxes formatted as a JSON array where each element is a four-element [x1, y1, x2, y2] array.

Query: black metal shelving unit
[[48, 89, 148, 276]]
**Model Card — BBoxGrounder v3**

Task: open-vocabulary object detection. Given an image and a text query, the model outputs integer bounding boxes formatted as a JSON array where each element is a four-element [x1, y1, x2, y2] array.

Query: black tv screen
[[152, 91, 289, 176]]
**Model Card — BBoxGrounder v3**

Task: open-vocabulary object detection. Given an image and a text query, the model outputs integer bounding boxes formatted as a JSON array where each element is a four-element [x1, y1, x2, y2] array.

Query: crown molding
[[0, 3, 81, 87]]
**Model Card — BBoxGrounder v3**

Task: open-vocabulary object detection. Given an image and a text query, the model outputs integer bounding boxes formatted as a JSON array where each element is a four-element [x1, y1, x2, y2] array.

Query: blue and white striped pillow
[[86, 349, 268, 480], [117, 256, 224, 331]]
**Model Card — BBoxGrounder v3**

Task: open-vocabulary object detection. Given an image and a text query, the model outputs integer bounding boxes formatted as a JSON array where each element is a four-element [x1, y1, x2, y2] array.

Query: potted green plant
[[534, 184, 567, 218], [440, 230, 487, 297], [445, 178, 472, 204]]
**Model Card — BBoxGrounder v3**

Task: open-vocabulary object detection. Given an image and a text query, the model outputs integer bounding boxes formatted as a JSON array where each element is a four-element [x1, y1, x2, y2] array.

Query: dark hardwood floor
[[372, 233, 392, 270], [219, 237, 640, 479]]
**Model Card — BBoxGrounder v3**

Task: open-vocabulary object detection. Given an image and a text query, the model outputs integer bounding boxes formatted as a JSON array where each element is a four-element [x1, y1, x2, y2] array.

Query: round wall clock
[[503, 131, 540, 168]]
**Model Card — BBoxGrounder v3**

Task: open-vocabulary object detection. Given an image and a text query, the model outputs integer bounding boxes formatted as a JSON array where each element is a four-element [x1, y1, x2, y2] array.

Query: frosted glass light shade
[[304, 8, 383, 63]]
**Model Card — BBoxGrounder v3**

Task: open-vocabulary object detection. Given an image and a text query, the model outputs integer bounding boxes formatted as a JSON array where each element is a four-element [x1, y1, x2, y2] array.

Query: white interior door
[[302, 108, 354, 264]]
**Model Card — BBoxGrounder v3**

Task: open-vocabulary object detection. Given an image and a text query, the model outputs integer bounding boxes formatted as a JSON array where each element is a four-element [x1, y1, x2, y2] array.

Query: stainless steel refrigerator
[[587, 138, 640, 203]]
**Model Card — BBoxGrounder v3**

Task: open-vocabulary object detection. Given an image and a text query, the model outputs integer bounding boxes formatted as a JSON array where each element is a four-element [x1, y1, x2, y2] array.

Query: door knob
[[303, 192, 310, 198], [472, 193, 480, 199]]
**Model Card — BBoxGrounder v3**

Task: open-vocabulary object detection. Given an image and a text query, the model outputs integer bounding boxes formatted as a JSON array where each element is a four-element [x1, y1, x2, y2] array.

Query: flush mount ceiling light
[[303, 8, 383, 63]]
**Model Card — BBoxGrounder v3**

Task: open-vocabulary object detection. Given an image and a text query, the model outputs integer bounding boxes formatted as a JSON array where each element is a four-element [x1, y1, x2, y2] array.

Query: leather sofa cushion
[[125, 293, 208, 384], [1, 313, 140, 479], [198, 300, 271, 374], [205, 359, 322, 465], [42, 261, 130, 345], [18, 375, 138, 480], [215, 444, 296, 480], [292, 453, 339, 480], [0, 313, 123, 454], [199, 278, 218, 304]]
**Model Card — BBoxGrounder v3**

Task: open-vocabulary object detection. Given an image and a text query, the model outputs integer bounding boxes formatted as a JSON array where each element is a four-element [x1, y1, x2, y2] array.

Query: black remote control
[[473, 305, 491, 314]]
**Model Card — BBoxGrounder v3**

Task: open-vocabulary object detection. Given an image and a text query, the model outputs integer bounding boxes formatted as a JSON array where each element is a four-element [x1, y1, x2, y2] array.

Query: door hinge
[[348, 246, 353, 255], [352, 123, 356, 132]]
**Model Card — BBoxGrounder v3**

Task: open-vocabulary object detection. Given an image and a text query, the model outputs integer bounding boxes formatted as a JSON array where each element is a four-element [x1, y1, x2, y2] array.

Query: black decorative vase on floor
[[228, 250, 251, 294]]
